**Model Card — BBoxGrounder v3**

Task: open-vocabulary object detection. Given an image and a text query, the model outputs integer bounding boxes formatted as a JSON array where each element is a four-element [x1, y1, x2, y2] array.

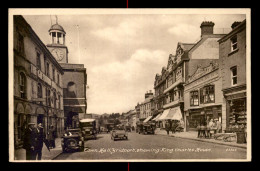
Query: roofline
[[16, 15, 64, 74], [188, 33, 226, 53], [218, 20, 246, 43]]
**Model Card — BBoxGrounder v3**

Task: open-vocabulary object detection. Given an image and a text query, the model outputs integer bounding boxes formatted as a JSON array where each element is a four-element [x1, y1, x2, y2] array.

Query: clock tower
[[47, 23, 68, 63]]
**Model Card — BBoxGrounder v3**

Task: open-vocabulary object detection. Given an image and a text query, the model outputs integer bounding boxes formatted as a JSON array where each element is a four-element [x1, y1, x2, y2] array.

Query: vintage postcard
[[8, 8, 251, 162]]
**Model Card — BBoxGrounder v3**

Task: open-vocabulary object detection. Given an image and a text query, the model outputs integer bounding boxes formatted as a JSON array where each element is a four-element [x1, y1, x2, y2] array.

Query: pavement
[[54, 132, 247, 160], [14, 138, 62, 161], [154, 128, 247, 149]]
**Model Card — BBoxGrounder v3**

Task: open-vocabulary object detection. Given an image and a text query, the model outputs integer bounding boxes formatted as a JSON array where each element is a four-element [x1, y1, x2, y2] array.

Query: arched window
[[54, 91, 57, 109], [67, 82, 77, 97], [46, 88, 51, 106], [19, 72, 26, 98], [37, 83, 42, 98], [58, 95, 61, 109], [46, 62, 50, 77]]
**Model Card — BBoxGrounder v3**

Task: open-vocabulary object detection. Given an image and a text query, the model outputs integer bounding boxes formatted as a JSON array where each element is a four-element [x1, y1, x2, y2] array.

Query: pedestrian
[[208, 119, 214, 138], [165, 121, 170, 135], [198, 116, 206, 138], [171, 121, 176, 134], [35, 123, 46, 160], [48, 125, 56, 149], [216, 119, 222, 133], [22, 123, 37, 160]]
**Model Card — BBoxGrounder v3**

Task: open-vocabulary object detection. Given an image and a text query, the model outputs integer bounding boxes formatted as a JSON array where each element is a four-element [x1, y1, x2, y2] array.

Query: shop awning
[[152, 113, 162, 121], [158, 109, 170, 120], [79, 118, 96, 122], [143, 116, 153, 123], [165, 107, 183, 120]]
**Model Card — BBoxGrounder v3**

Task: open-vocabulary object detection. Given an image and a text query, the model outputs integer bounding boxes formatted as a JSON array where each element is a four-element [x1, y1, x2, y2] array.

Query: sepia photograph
[[8, 8, 251, 162]]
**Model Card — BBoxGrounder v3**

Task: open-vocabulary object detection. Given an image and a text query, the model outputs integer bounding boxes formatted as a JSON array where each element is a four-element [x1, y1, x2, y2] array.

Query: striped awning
[[158, 109, 170, 120], [152, 113, 162, 121], [143, 116, 153, 123]]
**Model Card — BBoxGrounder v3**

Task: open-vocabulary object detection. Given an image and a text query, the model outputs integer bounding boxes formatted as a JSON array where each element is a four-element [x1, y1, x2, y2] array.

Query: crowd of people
[[165, 119, 185, 135], [197, 117, 221, 138], [22, 123, 57, 160]]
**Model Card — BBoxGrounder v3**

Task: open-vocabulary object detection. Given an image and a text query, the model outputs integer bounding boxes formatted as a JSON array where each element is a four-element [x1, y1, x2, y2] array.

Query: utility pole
[[75, 25, 81, 64]]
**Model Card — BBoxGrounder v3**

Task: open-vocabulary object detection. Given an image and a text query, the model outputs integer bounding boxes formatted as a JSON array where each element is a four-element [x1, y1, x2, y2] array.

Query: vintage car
[[138, 123, 155, 135], [79, 118, 97, 140], [111, 126, 128, 141], [61, 128, 84, 153], [125, 126, 132, 132]]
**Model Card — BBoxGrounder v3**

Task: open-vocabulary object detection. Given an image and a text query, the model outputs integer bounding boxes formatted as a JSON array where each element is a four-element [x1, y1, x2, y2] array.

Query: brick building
[[218, 20, 247, 131], [139, 91, 154, 122], [13, 16, 65, 148], [46, 21, 87, 129]]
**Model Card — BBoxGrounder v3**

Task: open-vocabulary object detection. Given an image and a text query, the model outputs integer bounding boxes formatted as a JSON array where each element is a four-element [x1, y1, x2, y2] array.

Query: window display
[[228, 98, 247, 132]]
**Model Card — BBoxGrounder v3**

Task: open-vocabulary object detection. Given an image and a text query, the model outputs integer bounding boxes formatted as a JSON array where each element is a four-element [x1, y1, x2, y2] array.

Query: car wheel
[[125, 136, 128, 140]]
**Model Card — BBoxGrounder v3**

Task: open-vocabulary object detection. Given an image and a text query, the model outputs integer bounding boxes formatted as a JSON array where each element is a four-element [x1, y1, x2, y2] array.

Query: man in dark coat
[[35, 123, 46, 160], [22, 123, 37, 160], [48, 125, 56, 148], [165, 121, 170, 135]]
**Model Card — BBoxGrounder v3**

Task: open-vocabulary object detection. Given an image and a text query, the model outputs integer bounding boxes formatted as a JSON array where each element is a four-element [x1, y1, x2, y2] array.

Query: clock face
[[51, 49, 64, 61]]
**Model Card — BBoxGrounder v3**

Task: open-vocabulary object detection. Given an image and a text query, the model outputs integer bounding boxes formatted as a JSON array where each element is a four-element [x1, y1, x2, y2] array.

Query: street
[[54, 132, 246, 160]]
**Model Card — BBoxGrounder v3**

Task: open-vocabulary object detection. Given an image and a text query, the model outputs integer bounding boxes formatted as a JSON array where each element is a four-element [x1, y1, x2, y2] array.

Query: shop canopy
[[158, 107, 183, 121], [165, 107, 183, 120], [152, 113, 162, 121], [79, 118, 96, 122], [143, 116, 153, 123], [158, 109, 170, 120]]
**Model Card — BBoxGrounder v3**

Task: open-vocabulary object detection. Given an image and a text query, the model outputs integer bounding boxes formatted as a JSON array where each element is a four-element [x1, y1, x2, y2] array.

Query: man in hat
[[48, 125, 56, 149], [22, 123, 37, 160], [35, 123, 46, 160]]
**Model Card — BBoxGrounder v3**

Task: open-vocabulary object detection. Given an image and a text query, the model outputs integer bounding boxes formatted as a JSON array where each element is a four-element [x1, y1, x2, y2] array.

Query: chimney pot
[[200, 21, 215, 37], [231, 21, 242, 29]]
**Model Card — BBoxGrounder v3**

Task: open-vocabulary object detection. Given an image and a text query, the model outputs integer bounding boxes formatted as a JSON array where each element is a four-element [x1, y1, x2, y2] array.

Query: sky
[[22, 11, 246, 114]]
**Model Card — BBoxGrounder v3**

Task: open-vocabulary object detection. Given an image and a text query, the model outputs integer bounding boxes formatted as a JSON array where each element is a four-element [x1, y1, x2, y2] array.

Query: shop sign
[[185, 70, 218, 90], [30, 64, 37, 76], [187, 62, 219, 85], [32, 98, 45, 102], [42, 74, 51, 86], [226, 92, 246, 100], [37, 70, 43, 79]]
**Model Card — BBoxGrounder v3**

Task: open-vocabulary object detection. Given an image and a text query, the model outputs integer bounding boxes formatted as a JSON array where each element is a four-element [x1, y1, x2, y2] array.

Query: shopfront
[[186, 105, 222, 131], [225, 90, 247, 131]]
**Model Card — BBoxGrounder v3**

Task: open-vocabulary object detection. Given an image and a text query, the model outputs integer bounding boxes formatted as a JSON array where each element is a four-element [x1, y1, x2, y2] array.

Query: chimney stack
[[231, 21, 242, 30], [200, 21, 215, 37], [145, 90, 153, 99]]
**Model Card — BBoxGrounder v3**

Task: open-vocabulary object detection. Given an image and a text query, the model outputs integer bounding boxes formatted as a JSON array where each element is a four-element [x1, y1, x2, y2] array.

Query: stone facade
[[13, 16, 65, 148], [184, 62, 224, 131], [46, 22, 88, 129]]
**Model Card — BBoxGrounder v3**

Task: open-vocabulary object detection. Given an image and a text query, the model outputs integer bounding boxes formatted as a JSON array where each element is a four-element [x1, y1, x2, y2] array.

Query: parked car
[[111, 126, 128, 141], [61, 128, 84, 153], [79, 119, 97, 140], [125, 126, 131, 132], [138, 123, 155, 135]]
